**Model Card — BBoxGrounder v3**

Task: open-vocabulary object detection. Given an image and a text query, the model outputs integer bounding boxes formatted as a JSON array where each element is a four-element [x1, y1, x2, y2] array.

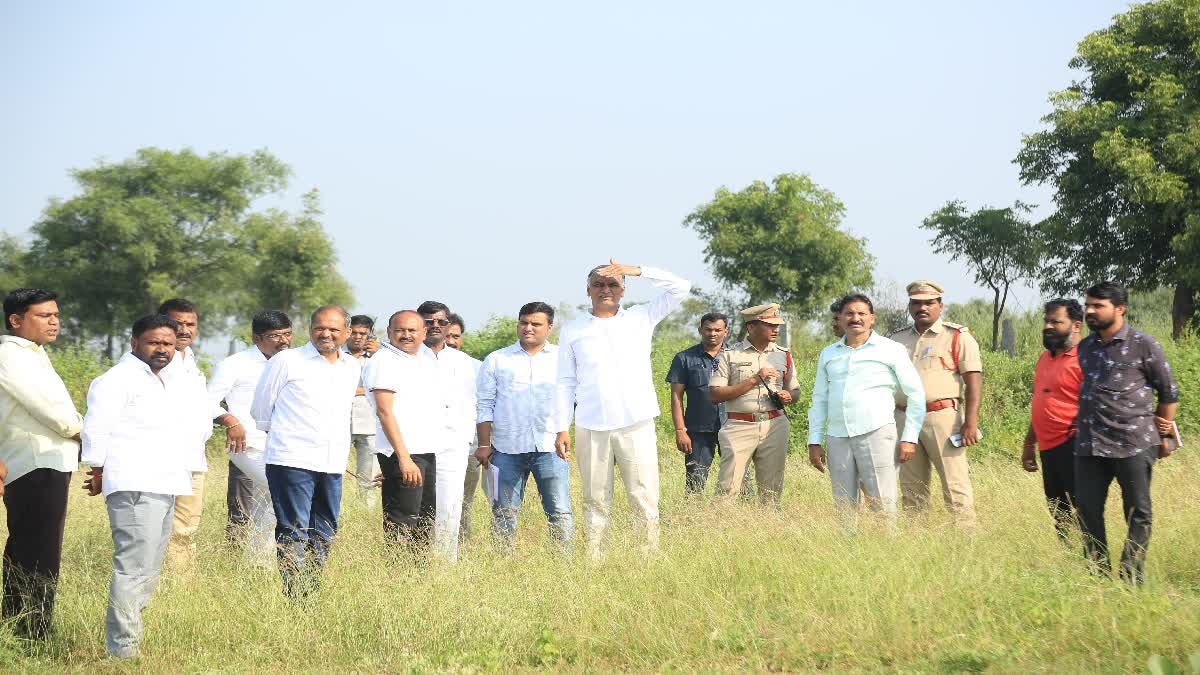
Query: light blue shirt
[[807, 332, 926, 444]]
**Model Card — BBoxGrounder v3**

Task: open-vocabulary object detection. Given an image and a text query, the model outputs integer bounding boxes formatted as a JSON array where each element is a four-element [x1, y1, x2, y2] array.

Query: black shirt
[[665, 343, 726, 434], [1076, 323, 1179, 458]]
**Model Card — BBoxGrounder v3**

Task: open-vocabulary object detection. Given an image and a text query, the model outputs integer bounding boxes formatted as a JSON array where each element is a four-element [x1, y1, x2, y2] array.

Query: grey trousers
[[461, 453, 482, 542], [105, 491, 174, 658], [827, 423, 900, 518], [351, 434, 377, 497]]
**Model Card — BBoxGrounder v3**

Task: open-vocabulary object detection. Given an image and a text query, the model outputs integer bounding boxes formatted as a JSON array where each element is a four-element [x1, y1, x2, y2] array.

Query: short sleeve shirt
[[664, 344, 726, 433], [890, 320, 982, 403], [711, 341, 799, 414], [1031, 346, 1082, 450], [1076, 324, 1179, 458]]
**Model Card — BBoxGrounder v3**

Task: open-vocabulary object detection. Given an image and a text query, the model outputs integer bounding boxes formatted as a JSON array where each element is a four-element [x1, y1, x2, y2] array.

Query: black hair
[[518, 301, 555, 324], [828, 299, 844, 315], [417, 300, 450, 317], [4, 288, 57, 331], [837, 293, 875, 314], [699, 312, 728, 327], [131, 314, 179, 338], [157, 297, 199, 317], [447, 313, 465, 331], [350, 314, 375, 329], [251, 310, 292, 336], [1085, 281, 1128, 308], [1044, 299, 1083, 322]]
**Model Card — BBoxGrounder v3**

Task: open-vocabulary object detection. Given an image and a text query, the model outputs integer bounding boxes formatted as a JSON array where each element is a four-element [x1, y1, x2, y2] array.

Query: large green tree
[[242, 189, 354, 328], [921, 201, 1043, 351], [0, 233, 26, 295], [684, 173, 874, 317], [23, 147, 353, 355], [1016, 0, 1200, 337]]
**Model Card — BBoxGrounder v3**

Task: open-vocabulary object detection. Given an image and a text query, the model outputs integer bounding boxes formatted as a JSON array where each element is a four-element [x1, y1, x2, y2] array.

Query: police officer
[[709, 303, 800, 505], [890, 280, 982, 527]]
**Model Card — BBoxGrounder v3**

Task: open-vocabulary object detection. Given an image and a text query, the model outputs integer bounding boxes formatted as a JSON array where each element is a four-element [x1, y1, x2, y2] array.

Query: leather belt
[[727, 410, 783, 422], [926, 398, 958, 413]]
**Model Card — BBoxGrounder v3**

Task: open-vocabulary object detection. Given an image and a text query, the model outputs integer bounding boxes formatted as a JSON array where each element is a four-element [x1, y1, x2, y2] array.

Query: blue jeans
[[265, 464, 342, 597], [491, 451, 573, 548]]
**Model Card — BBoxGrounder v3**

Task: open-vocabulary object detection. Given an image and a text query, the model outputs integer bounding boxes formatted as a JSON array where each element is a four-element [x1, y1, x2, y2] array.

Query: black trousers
[[1038, 438, 1079, 541], [2, 468, 71, 639], [226, 459, 254, 544], [1075, 450, 1155, 584], [378, 452, 436, 553], [683, 431, 720, 494]]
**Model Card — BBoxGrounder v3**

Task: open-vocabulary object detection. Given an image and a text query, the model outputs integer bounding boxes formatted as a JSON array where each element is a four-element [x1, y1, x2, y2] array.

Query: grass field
[[2, 442, 1199, 673]]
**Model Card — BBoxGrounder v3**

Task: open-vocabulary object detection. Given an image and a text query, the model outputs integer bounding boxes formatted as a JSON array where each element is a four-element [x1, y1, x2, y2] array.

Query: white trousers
[[826, 423, 900, 523], [228, 448, 275, 567], [576, 419, 660, 556], [433, 445, 470, 562]]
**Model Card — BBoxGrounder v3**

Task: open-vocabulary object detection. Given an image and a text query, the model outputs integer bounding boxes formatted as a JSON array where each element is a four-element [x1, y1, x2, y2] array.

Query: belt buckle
[[754, 412, 770, 422]]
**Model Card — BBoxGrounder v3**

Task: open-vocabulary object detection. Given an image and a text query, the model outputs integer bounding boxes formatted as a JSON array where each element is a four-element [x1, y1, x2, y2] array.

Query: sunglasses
[[424, 319, 451, 327]]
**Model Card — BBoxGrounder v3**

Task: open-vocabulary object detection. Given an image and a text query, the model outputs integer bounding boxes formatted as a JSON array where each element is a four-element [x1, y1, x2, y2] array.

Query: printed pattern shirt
[[1076, 324, 1179, 458]]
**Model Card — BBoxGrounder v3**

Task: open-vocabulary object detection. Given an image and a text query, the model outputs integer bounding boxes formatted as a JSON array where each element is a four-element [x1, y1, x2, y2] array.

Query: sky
[[0, 1, 1136, 351]]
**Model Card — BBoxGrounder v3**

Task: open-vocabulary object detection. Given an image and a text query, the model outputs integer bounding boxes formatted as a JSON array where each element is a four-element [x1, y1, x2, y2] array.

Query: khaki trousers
[[897, 408, 976, 526], [576, 419, 659, 556], [716, 416, 789, 505], [166, 472, 205, 569]]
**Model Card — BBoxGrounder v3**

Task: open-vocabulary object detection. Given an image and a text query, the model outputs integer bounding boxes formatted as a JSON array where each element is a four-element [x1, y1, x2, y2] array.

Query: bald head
[[387, 310, 426, 355]]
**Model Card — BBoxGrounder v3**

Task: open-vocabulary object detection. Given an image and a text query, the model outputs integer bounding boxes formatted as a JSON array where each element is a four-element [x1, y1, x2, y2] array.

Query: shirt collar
[[1047, 344, 1079, 359], [836, 331, 882, 349], [299, 342, 351, 363], [507, 341, 556, 356], [1, 334, 41, 351]]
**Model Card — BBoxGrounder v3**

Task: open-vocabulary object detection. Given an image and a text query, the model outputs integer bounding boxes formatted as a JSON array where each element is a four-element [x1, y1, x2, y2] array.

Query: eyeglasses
[[261, 331, 292, 341], [424, 319, 450, 327]]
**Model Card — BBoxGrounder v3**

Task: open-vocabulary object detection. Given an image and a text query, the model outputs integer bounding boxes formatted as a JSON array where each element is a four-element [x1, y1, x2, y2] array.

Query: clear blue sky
[[1, 1, 1134, 344]]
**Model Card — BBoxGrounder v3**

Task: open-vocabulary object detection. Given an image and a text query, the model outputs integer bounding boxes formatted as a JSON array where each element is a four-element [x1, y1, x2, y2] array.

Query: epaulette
[[942, 322, 969, 333], [887, 326, 911, 338]]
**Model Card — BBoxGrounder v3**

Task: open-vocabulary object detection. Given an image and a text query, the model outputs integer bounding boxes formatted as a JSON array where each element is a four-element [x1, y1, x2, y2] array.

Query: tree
[[24, 147, 291, 355], [921, 200, 1043, 351], [242, 189, 354, 329], [1015, 0, 1200, 338], [684, 173, 874, 318], [0, 233, 26, 295]]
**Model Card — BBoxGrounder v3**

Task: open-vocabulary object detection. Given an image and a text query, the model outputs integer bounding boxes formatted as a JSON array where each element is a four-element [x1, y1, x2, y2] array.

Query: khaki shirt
[[889, 319, 982, 404], [711, 340, 799, 414]]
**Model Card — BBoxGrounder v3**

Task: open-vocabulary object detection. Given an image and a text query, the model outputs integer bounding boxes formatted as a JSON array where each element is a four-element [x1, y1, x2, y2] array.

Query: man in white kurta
[[207, 311, 294, 566], [82, 315, 211, 658], [555, 261, 690, 556]]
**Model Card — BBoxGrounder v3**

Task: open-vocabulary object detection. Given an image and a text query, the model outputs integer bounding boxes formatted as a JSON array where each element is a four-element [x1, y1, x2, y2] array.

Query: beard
[[1042, 330, 1070, 351], [1085, 315, 1114, 332]]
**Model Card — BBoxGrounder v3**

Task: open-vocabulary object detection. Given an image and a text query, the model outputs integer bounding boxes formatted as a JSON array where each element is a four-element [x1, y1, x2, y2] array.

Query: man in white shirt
[[207, 311, 293, 566], [362, 310, 441, 553], [346, 314, 378, 507], [251, 306, 361, 598], [416, 301, 478, 562], [81, 314, 211, 658], [446, 313, 486, 545], [555, 260, 691, 556], [0, 288, 83, 640], [476, 302, 572, 549], [157, 298, 242, 570]]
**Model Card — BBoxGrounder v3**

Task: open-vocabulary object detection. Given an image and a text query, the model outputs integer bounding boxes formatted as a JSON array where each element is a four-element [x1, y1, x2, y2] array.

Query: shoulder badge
[[942, 322, 968, 333], [887, 326, 910, 337]]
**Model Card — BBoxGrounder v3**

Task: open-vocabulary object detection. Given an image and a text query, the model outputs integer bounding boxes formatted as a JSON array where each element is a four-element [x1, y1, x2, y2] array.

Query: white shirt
[[250, 343, 362, 474], [476, 341, 558, 454], [429, 344, 480, 452], [207, 346, 272, 450], [348, 351, 375, 435], [0, 335, 82, 483], [81, 352, 211, 496], [172, 345, 220, 471], [362, 342, 448, 456], [555, 266, 691, 431]]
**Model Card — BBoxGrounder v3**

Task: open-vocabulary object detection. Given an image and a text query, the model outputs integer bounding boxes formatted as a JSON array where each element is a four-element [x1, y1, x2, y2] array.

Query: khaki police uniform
[[711, 304, 798, 503], [890, 280, 982, 526]]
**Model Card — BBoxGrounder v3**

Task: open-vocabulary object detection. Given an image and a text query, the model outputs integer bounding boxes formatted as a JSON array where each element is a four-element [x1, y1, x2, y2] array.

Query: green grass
[[2, 445, 1199, 672]]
